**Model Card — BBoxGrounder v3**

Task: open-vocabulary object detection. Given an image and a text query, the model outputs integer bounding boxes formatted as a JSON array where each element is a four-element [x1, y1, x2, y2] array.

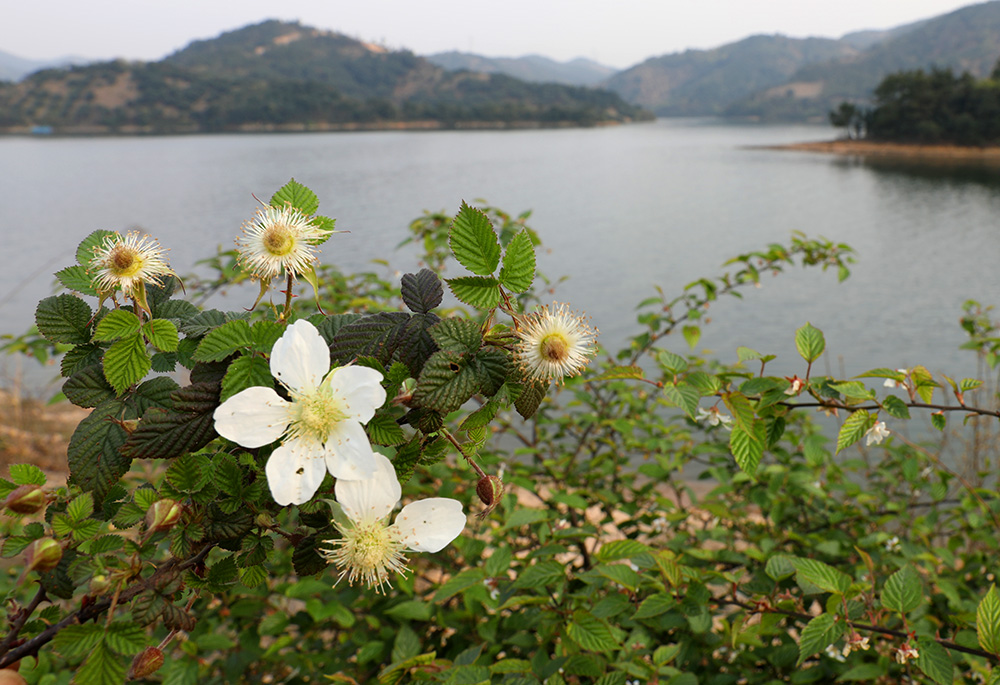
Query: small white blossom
[[884, 535, 901, 553], [825, 644, 846, 662], [784, 376, 805, 396], [515, 303, 597, 383], [321, 452, 466, 592], [895, 642, 919, 664], [865, 420, 890, 446], [651, 516, 668, 533], [236, 203, 332, 281], [884, 369, 909, 389], [213, 320, 386, 505], [696, 406, 732, 430]]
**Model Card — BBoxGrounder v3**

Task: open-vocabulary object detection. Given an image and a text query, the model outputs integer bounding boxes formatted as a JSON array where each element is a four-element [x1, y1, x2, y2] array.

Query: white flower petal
[[335, 451, 400, 522], [270, 320, 330, 392], [265, 439, 327, 506], [213, 386, 289, 447], [393, 498, 466, 553], [324, 420, 378, 481], [326, 365, 387, 422]]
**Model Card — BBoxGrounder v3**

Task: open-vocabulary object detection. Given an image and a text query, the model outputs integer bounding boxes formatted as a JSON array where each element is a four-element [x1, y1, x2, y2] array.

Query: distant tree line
[[830, 58, 1000, 145]]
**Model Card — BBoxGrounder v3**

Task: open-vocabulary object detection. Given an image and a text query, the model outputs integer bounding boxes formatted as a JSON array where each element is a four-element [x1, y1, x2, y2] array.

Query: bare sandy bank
[[756, 139, 1000, 164]]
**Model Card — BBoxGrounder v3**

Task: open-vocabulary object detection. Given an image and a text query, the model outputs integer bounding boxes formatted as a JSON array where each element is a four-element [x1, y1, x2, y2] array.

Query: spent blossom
[[89, 231, 174, 313], [236, 203, 332, 281], [865, 420, 890, 446], [515, 302, 597, 383], [213, 320, 386, 505], [895, 642, 919, 664], [843, 632, 870, 656], [784, 375, 805, 396], [320, 452, 466, 592]]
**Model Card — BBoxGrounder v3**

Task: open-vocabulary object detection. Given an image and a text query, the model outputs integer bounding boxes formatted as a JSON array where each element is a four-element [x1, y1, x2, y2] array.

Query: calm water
[[3, 120, 1000, 394]]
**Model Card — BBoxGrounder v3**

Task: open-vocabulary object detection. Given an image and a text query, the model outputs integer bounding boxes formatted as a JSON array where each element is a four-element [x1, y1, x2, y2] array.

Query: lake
[[2, 119, 1000, 397]]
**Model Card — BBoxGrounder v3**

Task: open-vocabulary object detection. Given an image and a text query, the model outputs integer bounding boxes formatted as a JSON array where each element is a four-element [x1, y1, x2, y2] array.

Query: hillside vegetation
[[0, 20, 648, 134]]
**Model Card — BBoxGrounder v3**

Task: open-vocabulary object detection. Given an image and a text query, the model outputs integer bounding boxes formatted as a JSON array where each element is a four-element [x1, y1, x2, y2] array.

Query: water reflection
[[831, 155, 1000, 190]]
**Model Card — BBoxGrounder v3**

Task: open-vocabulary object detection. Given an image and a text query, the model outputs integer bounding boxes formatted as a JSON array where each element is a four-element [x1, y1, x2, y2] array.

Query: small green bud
[[89, 574, 111, 595], [3, 485, 46, 514], [25, 538, 62, 573], [145, 499, 183, 532], [127, 646, 164, 680]]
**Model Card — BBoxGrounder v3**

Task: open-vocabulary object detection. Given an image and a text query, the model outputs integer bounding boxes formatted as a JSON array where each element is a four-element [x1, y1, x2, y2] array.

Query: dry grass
[[760, 139, 1000, 164], [0, 390, 85, 483]]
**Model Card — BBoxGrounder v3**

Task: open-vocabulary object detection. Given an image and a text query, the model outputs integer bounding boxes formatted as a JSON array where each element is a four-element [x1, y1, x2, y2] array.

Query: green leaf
[[250, 320, 284, 353], [76, 638, 127, 685], [446, 276, 502, 309], [104, 621, 147, 655], [329, 312, 411, 367], [830, 381, 875, 401], [66, 492, 94, 523], [400, 269, 443, 314], [595, 539, 651, 562], [450, 202, 501, 276], [836, 410, 874, 454], [366, 412, 406, 446], [429, 318, 482, 355], [514, 560, 566, 590], [121, 381, 221, 460], [35, 294, 93, 344], [52, 624, 104, 658], [795, 322, 826, 363], [413, 350, 479, 414], [220, 355, 273, 402], [56, 264, 99, 296], [682, 325, 701, 349], [662, 383, 700, 419], [68, 401, 132, 504], [595, 563, 642, 590], [730, 422, 765, 477], [435, 568, 486, 602], [915, 637, 954, 685], [143, 319, 179, 352], [270, 178, 319, 215], [567, 611, 620, 653], [656, 349, 688, 374], [959, 377, 983, 393], [166, 453, 212, 493], [765, 554, 796, 581], [881, 565, 922, 614], [498, 230, 535, 293], [193, 319, 253, 362], [633, 593, 674, 619], [882, 394, 911, 420], [931, 412, 947, 431], [76, 230, 117, 266], [792, 558, 851, 595], [977, 585, 1000, 654], [103, 334, 151, 394], [93, 309, 142, 342], [460, 387, 506, 431], [796, 613, 846, 665], [9, 464, 46, 486], [722, 392, 756, 438], [590, 365, 643, 382]]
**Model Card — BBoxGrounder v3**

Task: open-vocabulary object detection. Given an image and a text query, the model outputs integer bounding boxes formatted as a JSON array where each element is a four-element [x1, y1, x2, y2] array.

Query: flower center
[[262, 224, 295, 257], [322, 519, 408, 593], [108, 246, 143, 278], [539, 333, 569, 361], [288, 388, 348, 444]]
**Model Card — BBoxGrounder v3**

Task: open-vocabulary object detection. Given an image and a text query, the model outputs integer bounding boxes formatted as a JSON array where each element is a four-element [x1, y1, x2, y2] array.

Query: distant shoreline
[[758, 139, 1000, 164]]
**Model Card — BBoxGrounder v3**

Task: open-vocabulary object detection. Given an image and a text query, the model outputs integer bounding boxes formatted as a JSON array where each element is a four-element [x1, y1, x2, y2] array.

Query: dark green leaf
[[63, 364, 115, 408], [35, 294, 93, 345], [193, 319, 253, 362], [882, 394, 911, 419], [329, 312, 412, 366], [413, 350, 479, 414], [429, 318, 482, 355], [121, 381, 221, 460], [916, 637, 954, 685], [881, 565, 922, 614], [567, 611, 619, 653], [68, 400, 132, 504], [56, 264, 98, 296], [400, 269, 444, 314], [731, 422, 765, 477], [220, 355, 273, 402], [76, 230, 117, 266], [796, 613, 845, 665]]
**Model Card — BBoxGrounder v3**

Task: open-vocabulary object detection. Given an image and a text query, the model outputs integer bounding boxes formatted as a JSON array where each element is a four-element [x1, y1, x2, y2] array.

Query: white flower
[[895, 642, 919, 664], [320, 452, 466, 592], [515, 303, 597, 383], [89, 231, 174, 299], [213, 320, 386, 505], [843, 632, 870, 656], [884, 535, 901, 553], [236, 203, 332, 281], [651, 516, 668, 533], [696, 406, 732, 429], [865, 420, 890, 446], [784, 376, 805, 396], [825, 644, 846, 662], [884, 369, 908, 388]]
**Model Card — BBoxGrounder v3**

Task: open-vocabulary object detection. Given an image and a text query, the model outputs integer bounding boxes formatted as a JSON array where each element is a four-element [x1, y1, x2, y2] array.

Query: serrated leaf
[[595, 539, 650, 562], [595, 563, 642, 590], [836, 409, 874, 454], [93, 309, 142, 342], [9, 464, 46, 486], [633, 593, 674, 619], [52, 624, 104, 658], [722, 392, 757, 438], [63, 365, 115, 409], [56, 264, 99, 296], [656, 349, 688, 374], [143, 319, 179, 352], [61, 343, 104, 378], [915, 637, 954, 685], [881, 565, 922, 614], [193, 319, 253, 362], [590, 365, 643, 382], [434, 568, 486, 602], [270, 178, 319, 215], [329, 312, 412, 366], [830, 381, 875, 401], [460, 387, 505, 431], [792, 557, 851, 594], [882, 394, 911, 419], [795, 322, 825, 363], [413, 350, 479, 414], [662, 383, 700, 419], [513, 378, 547, 419], [429, 318, 482, 354], [400, 269, 443, 314], [514, 560, 566, 590], [104, 622, 147, 655], [76, 229, 118, 266], [220, 354, 273, 402], [765, 554, 796, 581], [474, 348, 508, 397], [450, 202, 501, 276], [103, 334, 151, 395], [796, 613, 846, 665], [75, 636, 127, 685], [121, 381, 221, 460], [737, 346, 764, 362], [931, 412, 946, 431], [959, 377, 983, 393], [977, 584, 1000, 654], [567, 611, 620, 653], [730, 423, 764, 477], [366, 412, 406, 446], [498, 230, 535, 293], [66, 492, 94, 523], [67, 400, 132, 504], [446, 276, 502, 309], [35, 294, 93, 345], [166, 453, 212, 493]]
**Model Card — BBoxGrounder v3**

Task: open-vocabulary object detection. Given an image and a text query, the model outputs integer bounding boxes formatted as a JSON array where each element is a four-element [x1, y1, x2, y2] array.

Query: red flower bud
[[145, 499, 183, 532], [4, 485, 46, 515], [475, 475, 505, 519], [24, 538, 62, 573], [127, 646, 164, 680]]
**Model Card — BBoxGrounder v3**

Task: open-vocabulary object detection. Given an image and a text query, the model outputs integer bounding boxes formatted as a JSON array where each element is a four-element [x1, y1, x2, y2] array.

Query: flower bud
[[3, 485, 46, 515], [24, 538, 62, 573], [475, 475, 505, 519], [145, 499, 182, 532], [127, 646, 164, 680], [89, 574, 111, 595]]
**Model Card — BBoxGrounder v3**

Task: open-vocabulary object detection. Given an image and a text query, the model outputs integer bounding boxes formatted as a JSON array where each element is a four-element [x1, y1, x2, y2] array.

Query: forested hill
[[0, 20, 649, 134]]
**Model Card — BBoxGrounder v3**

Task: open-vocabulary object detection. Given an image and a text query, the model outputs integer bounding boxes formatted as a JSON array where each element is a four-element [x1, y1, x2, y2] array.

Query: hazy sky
[[0, 0, 986, 69]]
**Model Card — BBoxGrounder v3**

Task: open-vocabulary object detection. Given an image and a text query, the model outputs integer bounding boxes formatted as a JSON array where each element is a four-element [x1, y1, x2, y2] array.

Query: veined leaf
[[143, 318, 179, 352], [450, 202, 501, 276], [220, 355, 273, 402], [446, 276, 502, 309], [722, 392, 756, 438], [270, 178, 319, 215], [76, 230, 117, 266], [796, 613, 845, 665], [413, 350, 478, 414], [400, 268, 443, 314], [731, 422, 765, 477], [795, 322, 825, 363], [67, 400, 132, 505], [93, 309, 142, 342], [56, 265, 99, 296], [121, 381, 221, 460], [682, 325, 700, 349], [662, 383, 700, 419], [792, 557, 851, 595], [63, 365, 115, 409], [836, 409, 874, 454], [881, 565, 922, 614], [830, 381, 875, 401], [103, 334, 151, 395], [882, 395, 911, 419], [35, 294, 93, 345], [978, 584, 1000, 655], [915, 637, 954, 685], [193, 319, 253, 362], [429, 318, 482, 355], [498, 230, 535, 293], [567, 611, 620, 653], [590, 365, 644, 382]]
